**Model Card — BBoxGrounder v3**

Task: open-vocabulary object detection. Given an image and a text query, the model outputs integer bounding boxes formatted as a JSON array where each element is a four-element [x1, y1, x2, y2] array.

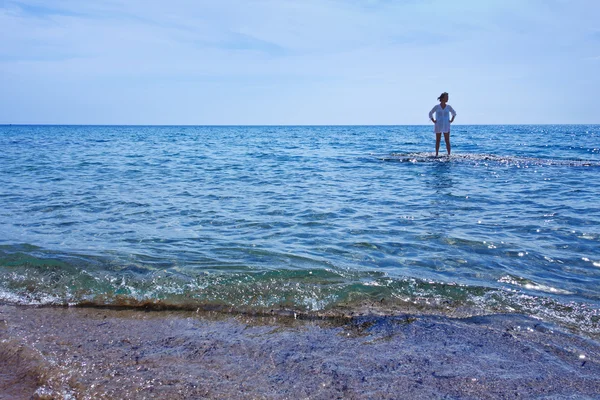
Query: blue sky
[[1, 0, 599, 125]]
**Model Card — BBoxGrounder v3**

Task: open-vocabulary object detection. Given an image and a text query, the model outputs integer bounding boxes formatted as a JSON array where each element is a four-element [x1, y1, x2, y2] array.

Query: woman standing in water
[[429, 92, 456, 157]]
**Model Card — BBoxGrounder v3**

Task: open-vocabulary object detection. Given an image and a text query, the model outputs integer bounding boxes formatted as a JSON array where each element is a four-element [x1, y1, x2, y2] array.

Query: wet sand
[[1, 305, 599, 399]]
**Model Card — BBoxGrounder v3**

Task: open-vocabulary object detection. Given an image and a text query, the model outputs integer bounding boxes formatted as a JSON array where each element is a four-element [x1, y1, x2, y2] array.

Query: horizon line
[[2, 123, 599, 127]]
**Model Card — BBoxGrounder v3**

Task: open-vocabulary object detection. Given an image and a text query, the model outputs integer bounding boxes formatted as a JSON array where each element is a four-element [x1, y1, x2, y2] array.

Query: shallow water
[[2, 305, 600, 399], [1, 125, 599, 336]]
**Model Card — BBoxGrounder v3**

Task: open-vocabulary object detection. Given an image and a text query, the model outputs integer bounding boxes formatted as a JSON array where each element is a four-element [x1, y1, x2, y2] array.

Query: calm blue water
[[1, 125, 599, 335]]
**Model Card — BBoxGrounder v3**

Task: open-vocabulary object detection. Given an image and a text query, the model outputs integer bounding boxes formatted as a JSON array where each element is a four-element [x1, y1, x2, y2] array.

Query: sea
[[1, 124, 599, 338]]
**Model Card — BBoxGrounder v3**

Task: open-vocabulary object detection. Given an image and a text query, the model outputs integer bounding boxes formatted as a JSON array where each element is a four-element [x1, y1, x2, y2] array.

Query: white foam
[[383, 152, 600, 167]]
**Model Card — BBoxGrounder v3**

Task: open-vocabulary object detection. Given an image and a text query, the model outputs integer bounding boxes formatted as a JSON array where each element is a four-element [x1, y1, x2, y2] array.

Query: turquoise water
[[1, 125, 599, 335]]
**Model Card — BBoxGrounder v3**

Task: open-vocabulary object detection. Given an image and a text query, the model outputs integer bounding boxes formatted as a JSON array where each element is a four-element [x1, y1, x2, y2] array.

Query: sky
[[1, 0, 599, 125]]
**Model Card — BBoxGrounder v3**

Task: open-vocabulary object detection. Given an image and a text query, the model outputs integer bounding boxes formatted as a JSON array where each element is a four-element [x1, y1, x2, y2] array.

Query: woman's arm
[[428, 106, 437, 123], [449, 106, 456, 123]]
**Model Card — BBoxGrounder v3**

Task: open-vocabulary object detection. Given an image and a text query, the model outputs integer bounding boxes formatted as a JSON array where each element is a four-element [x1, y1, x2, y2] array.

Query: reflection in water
[[428, 160, 455, 193], [422, 159, 459, 224]]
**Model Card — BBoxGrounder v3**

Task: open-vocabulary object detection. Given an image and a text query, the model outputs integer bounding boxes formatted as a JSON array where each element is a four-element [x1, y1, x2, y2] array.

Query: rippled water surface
[[1, 125, 599, 335]]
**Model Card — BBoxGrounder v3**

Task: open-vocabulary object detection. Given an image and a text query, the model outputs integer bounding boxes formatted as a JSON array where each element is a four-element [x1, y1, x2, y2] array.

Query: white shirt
[[429, 104, 456, 133]]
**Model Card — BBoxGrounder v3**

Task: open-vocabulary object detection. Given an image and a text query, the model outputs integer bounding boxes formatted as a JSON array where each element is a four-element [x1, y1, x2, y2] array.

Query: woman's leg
[[435, 133, 442, 157], [443, 132, 451, 155]]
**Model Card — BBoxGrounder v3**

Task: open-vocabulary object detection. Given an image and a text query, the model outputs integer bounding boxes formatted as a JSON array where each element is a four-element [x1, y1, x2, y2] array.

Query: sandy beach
[[1, 305, 599, 399]]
